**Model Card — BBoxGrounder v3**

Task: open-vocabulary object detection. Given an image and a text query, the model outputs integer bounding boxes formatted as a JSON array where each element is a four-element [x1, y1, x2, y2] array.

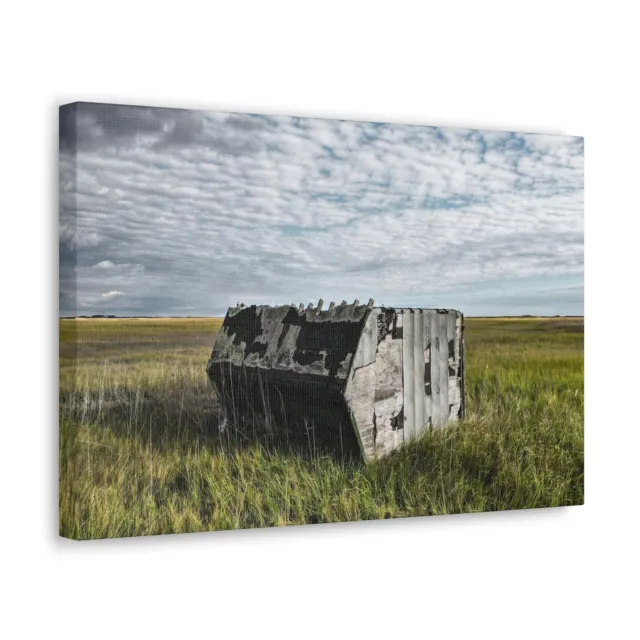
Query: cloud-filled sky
[[59, 102, 583, 317]]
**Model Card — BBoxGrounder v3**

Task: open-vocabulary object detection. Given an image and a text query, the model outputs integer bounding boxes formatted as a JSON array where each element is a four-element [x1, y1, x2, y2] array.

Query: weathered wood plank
[[402, 310, 415, 440], [344, 362, 376, 459], [460, 312, 466, 419], [373, 321, 404, 457], [422, 309, 433, 429], [352, 310, 377, 369], [447, 312, 462, 420], [412, 310, 425, 437], [431, 311, 450, 427]]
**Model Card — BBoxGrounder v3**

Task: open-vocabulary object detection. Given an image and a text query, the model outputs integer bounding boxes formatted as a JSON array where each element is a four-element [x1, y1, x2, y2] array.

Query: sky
[[59, 102, 583, 317]]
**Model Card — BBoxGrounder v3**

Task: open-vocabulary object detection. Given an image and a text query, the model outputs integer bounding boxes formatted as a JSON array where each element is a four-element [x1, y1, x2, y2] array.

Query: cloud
[[94, 260, 115, 270], [59, 103, 205, 153], [59, 102, 584, 316], [101, 290, 124, 299]]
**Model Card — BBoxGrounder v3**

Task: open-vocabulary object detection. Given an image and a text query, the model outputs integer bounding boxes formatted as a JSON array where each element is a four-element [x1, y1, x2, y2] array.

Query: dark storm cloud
[[58, 102, 583, 317], [59, 102, 205, 153], [225, 113, 269, 131], [59, 102, 270, 158]]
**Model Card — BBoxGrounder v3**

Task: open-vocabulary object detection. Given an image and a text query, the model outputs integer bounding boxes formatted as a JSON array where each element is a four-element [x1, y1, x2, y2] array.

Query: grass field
[[59, 316, 584, 539]]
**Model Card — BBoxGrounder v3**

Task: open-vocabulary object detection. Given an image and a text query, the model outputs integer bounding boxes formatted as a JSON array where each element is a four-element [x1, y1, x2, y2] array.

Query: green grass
[[59, 316, 584, 540]]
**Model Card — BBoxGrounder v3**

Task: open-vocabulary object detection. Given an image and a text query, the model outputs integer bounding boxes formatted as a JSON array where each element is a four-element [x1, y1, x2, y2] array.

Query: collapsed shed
[[206, 300, 464, 461]]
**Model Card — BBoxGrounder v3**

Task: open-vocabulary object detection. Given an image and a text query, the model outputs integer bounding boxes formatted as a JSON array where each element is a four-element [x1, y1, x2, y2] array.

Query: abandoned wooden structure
[[206, 300, 465, 461]]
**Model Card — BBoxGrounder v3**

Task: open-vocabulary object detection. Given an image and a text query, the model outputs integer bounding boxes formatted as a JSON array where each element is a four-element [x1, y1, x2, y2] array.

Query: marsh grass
[[59, 317, 583, 540]]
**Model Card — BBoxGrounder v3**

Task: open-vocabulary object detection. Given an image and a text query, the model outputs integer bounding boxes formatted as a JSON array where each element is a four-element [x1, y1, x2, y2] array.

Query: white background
[[1, 1, 638, 638]]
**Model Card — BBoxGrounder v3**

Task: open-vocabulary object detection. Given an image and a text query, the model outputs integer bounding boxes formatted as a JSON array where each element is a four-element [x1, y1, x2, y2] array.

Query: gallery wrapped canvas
[[59, 102, 584, 540]]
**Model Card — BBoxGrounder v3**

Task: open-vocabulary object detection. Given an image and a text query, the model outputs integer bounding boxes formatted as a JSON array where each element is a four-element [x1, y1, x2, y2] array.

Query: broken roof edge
[[225, 301, 462, 320], [225, 300, 373, 322]]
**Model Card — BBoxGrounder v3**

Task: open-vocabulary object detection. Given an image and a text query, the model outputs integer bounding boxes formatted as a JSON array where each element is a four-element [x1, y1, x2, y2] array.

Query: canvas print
[[59, 102, 584, 540]]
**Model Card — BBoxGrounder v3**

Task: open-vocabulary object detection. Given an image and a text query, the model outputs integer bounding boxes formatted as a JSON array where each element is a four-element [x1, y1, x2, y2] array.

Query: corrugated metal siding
[[401, 309, 463, 438]]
